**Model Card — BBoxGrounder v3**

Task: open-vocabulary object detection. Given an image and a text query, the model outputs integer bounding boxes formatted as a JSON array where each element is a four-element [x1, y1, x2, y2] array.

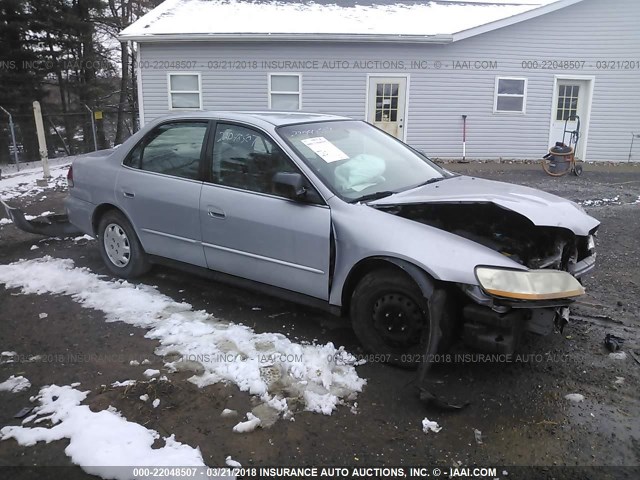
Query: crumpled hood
[[370, 175, 599, 236]]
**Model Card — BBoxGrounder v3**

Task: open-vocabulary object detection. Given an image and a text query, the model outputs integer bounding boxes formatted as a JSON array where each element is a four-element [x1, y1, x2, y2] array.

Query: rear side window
[[125, 122, 208, 180]]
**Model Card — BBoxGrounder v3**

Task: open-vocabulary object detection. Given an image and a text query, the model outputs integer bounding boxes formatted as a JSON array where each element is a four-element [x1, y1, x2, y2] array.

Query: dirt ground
[[0, 162, 639, 479]]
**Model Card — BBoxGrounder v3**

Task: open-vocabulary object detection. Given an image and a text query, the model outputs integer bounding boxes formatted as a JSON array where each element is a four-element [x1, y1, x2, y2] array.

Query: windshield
[[277, 120, 448, 202]]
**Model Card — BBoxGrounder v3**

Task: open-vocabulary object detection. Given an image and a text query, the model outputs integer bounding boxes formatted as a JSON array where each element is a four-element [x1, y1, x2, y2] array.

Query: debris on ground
[[139, 394, 149, 402], [226, 456, 242, 468], [474, 428, 483, 444], [565, 393, 585, 402], [221, 409, 237, 418], [13, 407, 33, 419], [604, 333, 625, 352], [152, 399, 160, 408], [608, 352, 627, 360], [38, 312, 48, 319], [0, 375, 31, 393], [421, 417, 442, 434], [143, 369, 160, 378], [614, 377, 625, 385]]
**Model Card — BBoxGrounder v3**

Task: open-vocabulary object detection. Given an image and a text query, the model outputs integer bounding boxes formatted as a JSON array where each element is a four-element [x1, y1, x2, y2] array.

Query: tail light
[[67, 165, 74, 187]]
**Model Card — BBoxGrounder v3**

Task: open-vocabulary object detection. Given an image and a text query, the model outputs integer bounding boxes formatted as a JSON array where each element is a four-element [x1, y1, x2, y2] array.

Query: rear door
[[116, 120, 209, 267], [199, 122, 331, 299]]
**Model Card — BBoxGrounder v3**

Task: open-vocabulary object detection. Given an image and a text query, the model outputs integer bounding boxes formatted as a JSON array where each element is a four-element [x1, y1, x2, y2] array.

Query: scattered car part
[[1, 200, 81, 237], [604, 333, 625, 352]]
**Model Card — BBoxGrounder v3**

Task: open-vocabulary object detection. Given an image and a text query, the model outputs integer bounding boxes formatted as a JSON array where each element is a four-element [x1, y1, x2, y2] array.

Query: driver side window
[[211, 123, 299, 197]]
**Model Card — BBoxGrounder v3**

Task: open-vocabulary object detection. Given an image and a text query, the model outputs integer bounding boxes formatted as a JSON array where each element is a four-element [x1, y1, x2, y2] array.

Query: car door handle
[[123, 191, 135, 198], [207, 206, 226, 219]]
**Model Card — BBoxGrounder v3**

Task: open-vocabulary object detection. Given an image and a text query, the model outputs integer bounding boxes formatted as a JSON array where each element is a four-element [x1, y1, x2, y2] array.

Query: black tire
[[573, 164, 583, 176], [350, 269, 434, 368], [97, 210, 151, 278]]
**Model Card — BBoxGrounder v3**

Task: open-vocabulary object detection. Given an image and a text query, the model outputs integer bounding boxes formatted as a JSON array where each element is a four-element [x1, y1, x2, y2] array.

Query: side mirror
[[273, 172, 307, 199]]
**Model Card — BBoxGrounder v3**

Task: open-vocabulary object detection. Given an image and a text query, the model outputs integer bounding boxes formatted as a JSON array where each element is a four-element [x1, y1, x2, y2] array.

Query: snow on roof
[[120, 0, 570, 42]]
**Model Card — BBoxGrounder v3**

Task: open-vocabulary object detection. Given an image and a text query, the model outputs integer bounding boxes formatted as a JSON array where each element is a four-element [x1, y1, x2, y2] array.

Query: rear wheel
[[97, 210, 150, 278], [350, 269, 433, 368]]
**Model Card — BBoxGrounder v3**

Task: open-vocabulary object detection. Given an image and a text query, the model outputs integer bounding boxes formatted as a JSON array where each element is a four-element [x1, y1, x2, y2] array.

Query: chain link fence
[[0, 108, 139, 168]]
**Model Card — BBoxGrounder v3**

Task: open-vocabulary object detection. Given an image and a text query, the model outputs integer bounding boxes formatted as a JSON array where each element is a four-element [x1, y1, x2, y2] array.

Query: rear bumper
[[1, 200, 82, 237], [64, 195, 95, 235]]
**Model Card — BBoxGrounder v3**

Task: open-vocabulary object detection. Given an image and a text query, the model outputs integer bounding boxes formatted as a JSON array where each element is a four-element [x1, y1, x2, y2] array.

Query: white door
[[549, 79, 590, 159], [367, 76, 407, 140]]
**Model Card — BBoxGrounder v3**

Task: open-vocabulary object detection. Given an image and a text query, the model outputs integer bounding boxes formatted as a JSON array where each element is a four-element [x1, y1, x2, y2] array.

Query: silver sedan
[[64, 112, 599, 365]]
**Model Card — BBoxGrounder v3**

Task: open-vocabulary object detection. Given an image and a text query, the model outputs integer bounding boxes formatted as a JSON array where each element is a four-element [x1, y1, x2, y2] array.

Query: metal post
[[83, 103, 98, 151], [462, 114, 468, 162], [32, 101, 51, 179], [0, 106, 20, 171]]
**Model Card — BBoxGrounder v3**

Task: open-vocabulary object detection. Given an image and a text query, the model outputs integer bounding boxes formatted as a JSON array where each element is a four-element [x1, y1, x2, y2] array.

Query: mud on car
[[23, 112, 598, 365]]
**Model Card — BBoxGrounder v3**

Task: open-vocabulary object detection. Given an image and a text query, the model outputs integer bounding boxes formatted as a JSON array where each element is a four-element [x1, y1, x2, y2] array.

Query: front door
[[549, 79, 590, 159], [199, 122, 331, 300], [367, 76, 407, 140]]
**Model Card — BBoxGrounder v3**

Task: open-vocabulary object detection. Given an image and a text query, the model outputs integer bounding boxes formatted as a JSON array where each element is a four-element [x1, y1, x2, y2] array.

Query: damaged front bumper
[[1, 200, 82, 237], [457, 265, 592, 354]]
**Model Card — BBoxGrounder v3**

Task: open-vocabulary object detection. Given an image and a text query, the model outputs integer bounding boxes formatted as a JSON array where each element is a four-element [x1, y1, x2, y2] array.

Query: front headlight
[[475, 266, 585, 301]]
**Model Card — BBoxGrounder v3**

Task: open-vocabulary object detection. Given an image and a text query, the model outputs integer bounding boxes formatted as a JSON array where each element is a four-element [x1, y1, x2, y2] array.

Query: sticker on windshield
[[300, 137, 349, 163]]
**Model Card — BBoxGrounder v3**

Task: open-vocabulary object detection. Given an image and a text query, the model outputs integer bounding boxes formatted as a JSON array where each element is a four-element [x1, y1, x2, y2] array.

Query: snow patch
[[422, 417, 442, 434], [121, 0, 554, 38], [0, 257, 366, 421], [0, 164, 69, 201], [0, 385, 211, 478], [565, 393, 585, 402], [608, 351, 627, 360], [232, 413, 261, 433], [0, 375, 31, 393]]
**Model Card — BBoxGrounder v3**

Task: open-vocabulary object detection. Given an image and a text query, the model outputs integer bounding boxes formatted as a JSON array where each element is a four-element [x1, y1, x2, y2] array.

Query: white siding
[[138, 0, 640, 162]]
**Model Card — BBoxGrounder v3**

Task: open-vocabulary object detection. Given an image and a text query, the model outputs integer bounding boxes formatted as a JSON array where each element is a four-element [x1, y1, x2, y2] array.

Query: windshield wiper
[[415, 176, 446, 188], [350, 190, 397, 203]]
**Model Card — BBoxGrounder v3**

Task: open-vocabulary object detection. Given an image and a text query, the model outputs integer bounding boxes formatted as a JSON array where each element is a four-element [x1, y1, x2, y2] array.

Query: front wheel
[[97, 210, 151, 278], [350, 269, 433, 368]]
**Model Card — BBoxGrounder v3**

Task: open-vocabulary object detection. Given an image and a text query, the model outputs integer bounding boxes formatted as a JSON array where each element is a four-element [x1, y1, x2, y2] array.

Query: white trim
[[453, 0, 585, 42], [134, 42, 145, 127], [493, 76, 528, 114], [547, 75, 595, 161], [119, 33, 453, 44], [167, 72, 203, 111], [268, 72, 302, 110], [365, 73, 410, 143]]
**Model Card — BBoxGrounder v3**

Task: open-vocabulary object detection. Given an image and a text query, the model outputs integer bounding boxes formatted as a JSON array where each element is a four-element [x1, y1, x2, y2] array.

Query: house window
[[269, 73, 301, 110], [168, 73, 202, 110], [494, 77, 527, 113], [556, 84, 580, 121]]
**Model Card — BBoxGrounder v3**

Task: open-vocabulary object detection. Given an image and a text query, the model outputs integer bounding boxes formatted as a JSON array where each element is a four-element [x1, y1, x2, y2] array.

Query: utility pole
[[32, 101, 51, 179], [0, 106, 20, 171]]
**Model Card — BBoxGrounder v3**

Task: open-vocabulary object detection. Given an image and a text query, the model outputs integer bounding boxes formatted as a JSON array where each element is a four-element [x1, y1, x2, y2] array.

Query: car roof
[[150, 111, 350, 127]]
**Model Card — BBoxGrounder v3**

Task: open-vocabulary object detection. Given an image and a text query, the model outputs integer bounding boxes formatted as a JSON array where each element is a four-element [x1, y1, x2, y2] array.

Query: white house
[[120, 0, 640, 162]]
